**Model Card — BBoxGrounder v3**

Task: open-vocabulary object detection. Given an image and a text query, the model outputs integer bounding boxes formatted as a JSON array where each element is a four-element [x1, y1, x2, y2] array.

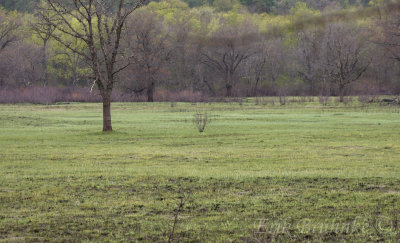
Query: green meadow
[[0, 99, 399, 242]]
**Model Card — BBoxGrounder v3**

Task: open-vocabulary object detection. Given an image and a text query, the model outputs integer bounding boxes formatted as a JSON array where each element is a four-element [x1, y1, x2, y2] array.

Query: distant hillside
[[0, 0, 40, 12], [0, 0, 372, 13]]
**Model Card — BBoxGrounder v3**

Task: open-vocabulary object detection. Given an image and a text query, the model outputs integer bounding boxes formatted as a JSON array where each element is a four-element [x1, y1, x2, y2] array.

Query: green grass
[[0, 99, 399, 242]]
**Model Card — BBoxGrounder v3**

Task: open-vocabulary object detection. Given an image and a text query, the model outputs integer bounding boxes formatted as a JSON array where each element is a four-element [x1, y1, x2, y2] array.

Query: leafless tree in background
[[242, 40, 267, 96], [122, 10, 170, 102], [242, 38, 287, 96], [296, 27, 325, 95], [38, 0, 146, 131], [321, 23, 371, 102], [32, 4, 56, 86], [201, 21, 257, 97], [379, 12, 400, 62], [167, 15, 203, 94], [0, 9, 19, 87]]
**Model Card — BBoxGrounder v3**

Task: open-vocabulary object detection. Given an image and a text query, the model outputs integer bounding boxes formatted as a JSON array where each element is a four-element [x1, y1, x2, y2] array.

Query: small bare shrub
[[168, 197, 186, 243], [193, 111, 210, 133]]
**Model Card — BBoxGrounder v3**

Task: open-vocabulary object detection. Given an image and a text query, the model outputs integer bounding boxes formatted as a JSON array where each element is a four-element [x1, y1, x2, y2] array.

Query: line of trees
[[0, 0, 399, 103]]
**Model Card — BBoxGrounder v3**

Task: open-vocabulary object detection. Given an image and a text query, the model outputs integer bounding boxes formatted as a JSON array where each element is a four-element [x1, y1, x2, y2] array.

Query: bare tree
[[242, 40, 266, 96], [242, 38, 287, 96], [167, 14, 200, 93], [37, 0, 146, 131], [296, 27, 325, 95], [122, 10, 170, 102], [32, 4, 56, 86], [0, 9, 20, 53], [201, 20, 256, 97], [0, 9, 21, 87], [321, 23, 371, 102], [378, 11, 400, 62]]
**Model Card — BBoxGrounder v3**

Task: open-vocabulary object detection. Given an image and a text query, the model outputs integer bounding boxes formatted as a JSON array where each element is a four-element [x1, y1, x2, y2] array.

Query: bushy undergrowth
[[0, 87, 209, 104]]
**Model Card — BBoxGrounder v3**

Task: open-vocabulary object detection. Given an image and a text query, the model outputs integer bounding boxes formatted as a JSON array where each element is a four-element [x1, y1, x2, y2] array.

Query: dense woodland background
[[0, 0, 399, 103]]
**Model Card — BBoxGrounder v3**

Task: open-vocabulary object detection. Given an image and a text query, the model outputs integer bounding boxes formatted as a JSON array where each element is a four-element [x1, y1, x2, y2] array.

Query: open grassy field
[[0, 99, 399, 242]]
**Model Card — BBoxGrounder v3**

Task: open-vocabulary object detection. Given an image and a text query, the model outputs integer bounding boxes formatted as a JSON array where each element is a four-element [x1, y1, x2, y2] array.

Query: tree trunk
[[102, 96, 112, 131], [203, 78, 215, 96], [253, 76, 262, 96], [147, 82, 155, 102], [338, 84, 344, 102], [42, 40, 48, 86], [226, 84, 233, 97]]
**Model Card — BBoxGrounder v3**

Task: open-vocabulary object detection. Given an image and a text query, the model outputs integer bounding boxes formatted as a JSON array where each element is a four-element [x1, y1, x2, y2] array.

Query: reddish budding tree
[[37, 0, 146, 131]]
